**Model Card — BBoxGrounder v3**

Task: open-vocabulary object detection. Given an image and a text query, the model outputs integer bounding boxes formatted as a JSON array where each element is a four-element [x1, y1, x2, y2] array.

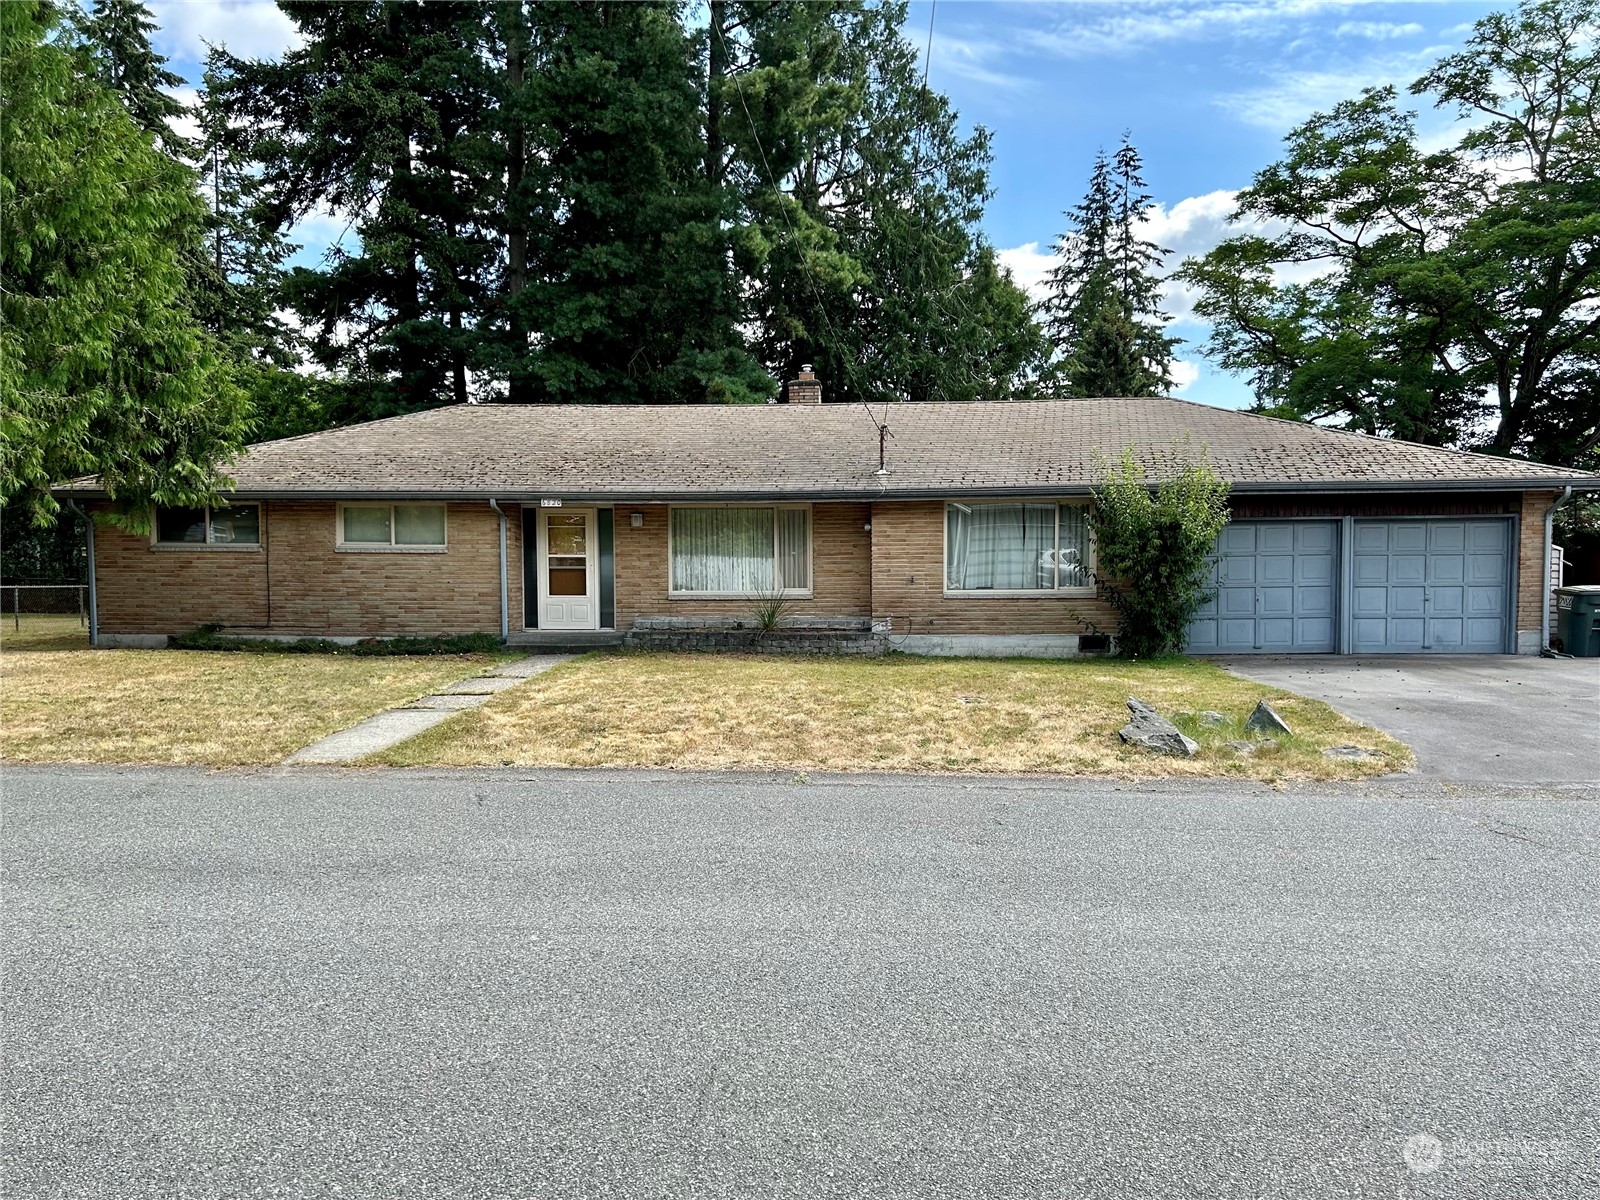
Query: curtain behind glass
[[1056, 507, 1090, 588], [394, 505, 447, 546], [777, 509, 809, 589], [671, 508, 775, 592], [946, 503, 1056, 590]]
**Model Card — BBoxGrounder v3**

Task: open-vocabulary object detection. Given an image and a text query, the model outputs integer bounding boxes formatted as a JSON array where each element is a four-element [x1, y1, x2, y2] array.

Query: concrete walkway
[[285, 654, 573, 764]]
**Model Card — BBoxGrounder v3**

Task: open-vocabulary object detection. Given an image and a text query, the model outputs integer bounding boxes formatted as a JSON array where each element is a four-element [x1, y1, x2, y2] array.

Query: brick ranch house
[[60, 377, 1597, 657]]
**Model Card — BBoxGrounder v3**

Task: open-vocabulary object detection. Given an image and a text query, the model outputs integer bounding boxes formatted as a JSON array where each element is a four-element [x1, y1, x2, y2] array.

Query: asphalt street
[[4, 766, 1598, 1199]]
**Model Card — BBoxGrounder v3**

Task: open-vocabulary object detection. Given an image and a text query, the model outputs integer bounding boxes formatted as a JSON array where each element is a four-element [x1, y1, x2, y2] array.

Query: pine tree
[[191, 50, 296, 368], [1045, 133, 1177, 396], [218, 1, 501, 417], [715, 0, 1046, 404], [494, 0, 770, 405], [80, 0, 191, 157]]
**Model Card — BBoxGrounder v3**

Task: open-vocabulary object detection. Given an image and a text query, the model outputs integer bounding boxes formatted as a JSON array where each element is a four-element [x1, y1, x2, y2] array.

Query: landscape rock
[[1198, 711, 1229, 727], [1225, 738, 1278, 755], [1323, 745, 1383, 762], [1244, 700, 1293, 736], [1119, 697, 1199, 758]]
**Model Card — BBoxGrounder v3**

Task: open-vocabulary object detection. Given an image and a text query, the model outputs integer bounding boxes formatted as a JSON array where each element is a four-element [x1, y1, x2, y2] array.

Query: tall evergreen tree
[[1, 0, 246, 525], [218, 1, 501, 417], [80, 0, 191, 157], [713, 0, 1045, 404], [1044, 134, 1176, 396], [492, 1, 770, 405]]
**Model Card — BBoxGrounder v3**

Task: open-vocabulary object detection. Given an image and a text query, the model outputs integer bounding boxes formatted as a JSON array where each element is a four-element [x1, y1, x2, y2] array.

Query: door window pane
[[343, 507, 391, 544], [156, 506, 208, 544], [209, 505, 260, 545], [546, 513, 587, 556], [394, 504, 446, 546], [671, 508, 776, 593]]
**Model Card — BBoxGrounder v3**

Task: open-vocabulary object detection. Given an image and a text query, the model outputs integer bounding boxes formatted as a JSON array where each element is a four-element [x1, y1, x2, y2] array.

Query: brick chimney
[[784, 364, 822, 405]]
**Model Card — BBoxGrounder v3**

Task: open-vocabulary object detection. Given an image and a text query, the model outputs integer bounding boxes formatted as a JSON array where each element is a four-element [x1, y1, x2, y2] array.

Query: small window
[[154, 504, 260, 546], [339, 504, 447, 548], [945, 502, 1092, 593], [669, 506, 810, 595]]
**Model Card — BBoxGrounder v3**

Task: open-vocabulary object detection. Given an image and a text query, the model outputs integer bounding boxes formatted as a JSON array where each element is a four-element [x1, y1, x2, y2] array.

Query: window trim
[[336, 502, 449, 553], [149, 503, 262, 551], [941, 499, 1096, 598], [666, 503, 814, 599]]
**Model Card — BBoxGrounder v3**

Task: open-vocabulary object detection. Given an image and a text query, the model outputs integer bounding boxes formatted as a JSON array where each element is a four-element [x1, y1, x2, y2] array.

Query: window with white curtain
[[945, 502, 1092, 593], [670, 506, 811, 595]]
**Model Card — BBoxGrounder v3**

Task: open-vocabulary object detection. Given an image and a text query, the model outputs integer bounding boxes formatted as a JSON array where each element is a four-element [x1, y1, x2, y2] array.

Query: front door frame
[[533, 505, 599, 631]]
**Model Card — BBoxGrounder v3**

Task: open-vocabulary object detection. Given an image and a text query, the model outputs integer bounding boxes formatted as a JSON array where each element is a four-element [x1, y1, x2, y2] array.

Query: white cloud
[[1214, 45, 1446, 129], [934, 31, 1034, 91], [1169, 359, 1201, 393], [1335, 20, 1424, 40], [997, 240, 1055, 302], [1014, 0, 1399, 60], [147, 0, 301, 66]]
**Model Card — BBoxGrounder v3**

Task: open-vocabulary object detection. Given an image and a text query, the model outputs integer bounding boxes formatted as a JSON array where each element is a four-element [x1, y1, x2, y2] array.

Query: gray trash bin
[[1554, 585, 1600, 657]]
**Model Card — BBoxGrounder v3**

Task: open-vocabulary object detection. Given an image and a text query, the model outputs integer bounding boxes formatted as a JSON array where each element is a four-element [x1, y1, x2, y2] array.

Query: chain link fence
[[1, 584, 88, 628]]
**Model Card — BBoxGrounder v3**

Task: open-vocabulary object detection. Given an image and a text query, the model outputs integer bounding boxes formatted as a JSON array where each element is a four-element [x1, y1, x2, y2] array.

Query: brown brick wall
[[611, 503, 871, 627], [94, 501, 519, 637], [93, 490, 1557, 649], [868, 500, 1118, 636], [1517, 491, 1557, 635]]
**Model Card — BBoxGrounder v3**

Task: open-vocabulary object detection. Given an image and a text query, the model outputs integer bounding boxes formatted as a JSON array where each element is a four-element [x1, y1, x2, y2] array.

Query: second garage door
[[1349, 519, 1511, 653], [1187, 521, 1338, 653]]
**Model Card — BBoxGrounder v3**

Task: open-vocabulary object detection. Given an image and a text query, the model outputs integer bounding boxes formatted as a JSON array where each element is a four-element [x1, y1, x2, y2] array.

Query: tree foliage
[[0, 0, 247, 527], [207, 0, 1044, 418], [1087, 448, 1232, 659], [1174, 0, 1600, 466], [1045, 134, 1177, 397]]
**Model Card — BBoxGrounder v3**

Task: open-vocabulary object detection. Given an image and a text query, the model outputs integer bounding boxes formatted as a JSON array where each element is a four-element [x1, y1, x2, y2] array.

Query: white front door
[[536, 508, 598, 630]]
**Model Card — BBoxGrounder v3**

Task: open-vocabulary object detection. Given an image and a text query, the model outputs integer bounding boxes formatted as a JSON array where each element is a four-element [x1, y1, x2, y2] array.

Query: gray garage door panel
[[1188, 522, 1338, 653], [1350, 519, 1509, 653]]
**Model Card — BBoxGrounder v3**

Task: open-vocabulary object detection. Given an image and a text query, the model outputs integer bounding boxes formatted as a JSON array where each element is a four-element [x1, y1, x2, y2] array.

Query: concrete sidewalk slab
[[436, 676, 523, 695], [284, 653, 574, 764], [489, 654, 578, 679], [406, 694, 494, 712], [285, 709, 457, 763]]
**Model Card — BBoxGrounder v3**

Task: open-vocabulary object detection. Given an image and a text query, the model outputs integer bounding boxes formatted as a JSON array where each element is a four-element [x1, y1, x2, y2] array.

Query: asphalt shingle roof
[[59, 397, 1597, 499]]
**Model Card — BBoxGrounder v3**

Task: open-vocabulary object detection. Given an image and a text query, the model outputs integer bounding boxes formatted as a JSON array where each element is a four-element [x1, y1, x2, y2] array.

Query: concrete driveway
[[1217, 655, 1599, 783]]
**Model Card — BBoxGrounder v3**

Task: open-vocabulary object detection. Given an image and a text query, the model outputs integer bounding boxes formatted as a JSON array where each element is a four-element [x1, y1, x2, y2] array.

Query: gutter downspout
[[65, 501, 98, 648], [1542, 486, 1574, 653], [489, 499, 508, 649]]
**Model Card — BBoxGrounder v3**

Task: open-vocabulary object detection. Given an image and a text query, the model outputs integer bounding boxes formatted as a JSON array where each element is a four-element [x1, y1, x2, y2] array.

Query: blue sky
[[146, 0, 1505, 409]]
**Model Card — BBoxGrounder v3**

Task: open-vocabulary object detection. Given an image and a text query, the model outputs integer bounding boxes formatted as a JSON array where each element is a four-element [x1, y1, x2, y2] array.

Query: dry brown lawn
[[1, 616, 501, 766], [372, 651, 1411, 781]]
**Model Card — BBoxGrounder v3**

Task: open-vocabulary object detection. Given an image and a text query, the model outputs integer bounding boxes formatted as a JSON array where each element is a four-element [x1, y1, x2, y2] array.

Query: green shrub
[[1088, 447, 1231, 659], [172, 625, 502, 656]]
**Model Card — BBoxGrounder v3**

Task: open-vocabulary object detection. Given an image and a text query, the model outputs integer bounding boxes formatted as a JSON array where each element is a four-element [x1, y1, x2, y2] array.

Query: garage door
[[1187, 522, 1338, 653], [1350, 520, 1510, 653]]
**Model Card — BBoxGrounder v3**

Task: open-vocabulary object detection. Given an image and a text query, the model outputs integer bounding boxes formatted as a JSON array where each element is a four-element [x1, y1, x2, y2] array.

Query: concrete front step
[[505, 631, 625, 650]]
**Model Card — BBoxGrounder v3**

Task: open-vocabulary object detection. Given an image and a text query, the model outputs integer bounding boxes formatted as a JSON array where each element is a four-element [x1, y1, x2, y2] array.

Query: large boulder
[[1244, 700, 1292, 736], [1119, 697, 1199, 757]]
